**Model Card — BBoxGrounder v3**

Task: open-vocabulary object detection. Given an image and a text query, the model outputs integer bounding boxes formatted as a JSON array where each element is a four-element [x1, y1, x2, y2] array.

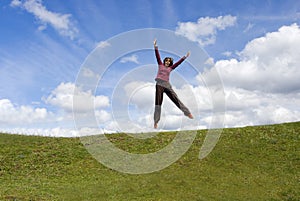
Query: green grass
[[1, 122, 299, 201]]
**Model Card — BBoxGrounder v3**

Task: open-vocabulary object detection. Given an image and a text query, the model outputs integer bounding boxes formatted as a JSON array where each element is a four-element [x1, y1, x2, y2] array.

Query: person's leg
[[154, 83, 164, 128], [165, 86, 193, 118]]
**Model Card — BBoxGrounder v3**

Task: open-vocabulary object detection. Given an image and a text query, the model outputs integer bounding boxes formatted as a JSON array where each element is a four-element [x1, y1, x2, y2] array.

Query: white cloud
[[124, 81, 154, 111], [254, 105, 300, 125], [0, 81, 113, 136], [96, 41, 111, 48], [201, 23, 300, 94], [175, 15, 237, 46], [120, 54, 140, 64], [10, 0, 21, 7], [95, 110, 111, 123], [197, 23, 300, 127], [0, 99, 48, 125], [44, 82, 110, 113], [204, 57, 215, 66], [11, 0, 78, 39]]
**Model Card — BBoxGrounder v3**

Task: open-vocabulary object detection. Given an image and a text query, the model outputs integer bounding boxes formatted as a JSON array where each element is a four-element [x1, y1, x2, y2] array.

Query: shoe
[[154, 123, 158, 129], [187, 113, 194, 119]]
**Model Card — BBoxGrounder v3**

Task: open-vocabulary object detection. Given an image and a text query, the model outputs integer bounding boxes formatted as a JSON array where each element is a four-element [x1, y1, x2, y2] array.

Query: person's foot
[[154, 122, 158, 129], [187, 113, 194, 119]]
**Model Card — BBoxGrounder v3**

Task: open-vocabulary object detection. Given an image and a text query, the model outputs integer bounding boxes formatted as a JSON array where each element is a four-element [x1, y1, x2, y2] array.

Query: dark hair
[[163, 57, 173, 66]]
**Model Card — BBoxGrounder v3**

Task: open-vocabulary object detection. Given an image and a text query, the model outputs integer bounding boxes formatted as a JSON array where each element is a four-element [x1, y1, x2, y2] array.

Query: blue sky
[[0, 0, 300, 136]]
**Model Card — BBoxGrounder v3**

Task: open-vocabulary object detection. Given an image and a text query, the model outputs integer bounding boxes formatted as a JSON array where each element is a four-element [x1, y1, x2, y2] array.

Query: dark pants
[[154, 80, 191, 124]]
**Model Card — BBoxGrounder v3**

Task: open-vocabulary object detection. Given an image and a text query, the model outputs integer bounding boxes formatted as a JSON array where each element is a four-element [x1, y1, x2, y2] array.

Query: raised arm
[[171, 51, 190, 69], [154, 39, 162, 65]]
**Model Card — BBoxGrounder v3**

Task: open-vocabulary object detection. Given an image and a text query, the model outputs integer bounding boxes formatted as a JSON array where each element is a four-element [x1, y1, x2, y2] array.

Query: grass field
[[0, 122, 299, 201]]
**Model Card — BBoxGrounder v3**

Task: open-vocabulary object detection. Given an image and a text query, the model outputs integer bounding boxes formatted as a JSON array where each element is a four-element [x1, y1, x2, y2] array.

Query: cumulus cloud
[[42, 82, 112, 133], [0, 99, 48, 125], [44, 82, 110, 113], [123, 81, 154, 110], [202, 23, 300, 94], [0, 81, 112, 136], [175, 15, 237, 46], [95, 110, 111, 123], [254, 105, 300, 124], [197, 23, 300, 127], [10, 0, 78, 39]]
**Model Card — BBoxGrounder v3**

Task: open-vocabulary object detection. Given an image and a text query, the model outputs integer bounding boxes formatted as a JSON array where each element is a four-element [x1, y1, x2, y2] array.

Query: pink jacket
[[155, 46, 186, 82]]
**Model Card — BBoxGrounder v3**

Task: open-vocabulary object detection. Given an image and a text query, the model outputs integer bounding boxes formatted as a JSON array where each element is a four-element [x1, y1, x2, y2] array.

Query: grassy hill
[[0, 122, 299, 201]]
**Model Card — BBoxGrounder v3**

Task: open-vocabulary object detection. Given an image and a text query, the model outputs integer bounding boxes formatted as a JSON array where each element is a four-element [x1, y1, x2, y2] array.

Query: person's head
[[163, 57, 173, 67]]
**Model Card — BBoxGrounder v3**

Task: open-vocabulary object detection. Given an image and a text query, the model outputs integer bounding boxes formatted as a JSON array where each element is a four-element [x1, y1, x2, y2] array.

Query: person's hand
[[186, 51, 190, 58], [154, 39, 157, 47]]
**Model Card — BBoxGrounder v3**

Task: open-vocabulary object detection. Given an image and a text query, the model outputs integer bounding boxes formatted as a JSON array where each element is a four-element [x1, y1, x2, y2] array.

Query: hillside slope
[[0, 122, 299, 201]]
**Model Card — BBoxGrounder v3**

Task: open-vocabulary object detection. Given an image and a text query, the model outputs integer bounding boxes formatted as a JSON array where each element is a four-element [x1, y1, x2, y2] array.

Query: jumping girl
[[153, 39, 193, 129]]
